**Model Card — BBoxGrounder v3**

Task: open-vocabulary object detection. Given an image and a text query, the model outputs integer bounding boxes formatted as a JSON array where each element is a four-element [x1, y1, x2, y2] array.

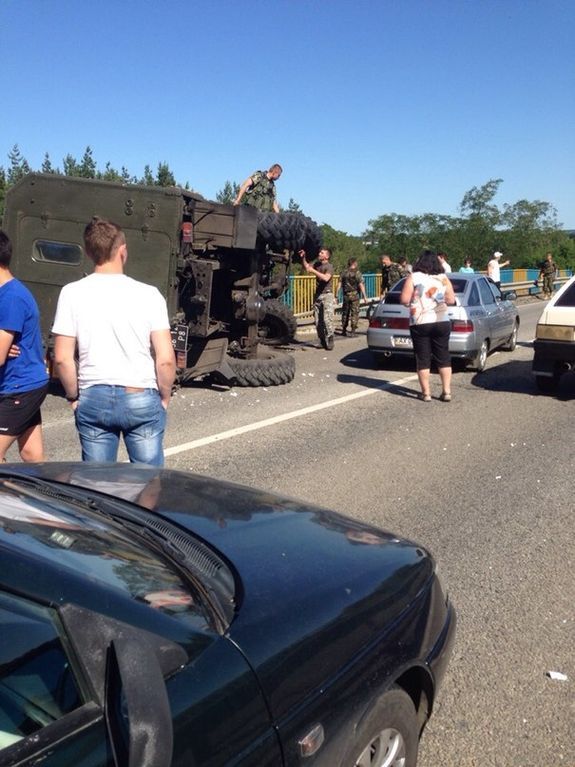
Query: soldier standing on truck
[[234, 164, 282, 212], [340, 258, 367, 338], [52, 217, 176, 467]]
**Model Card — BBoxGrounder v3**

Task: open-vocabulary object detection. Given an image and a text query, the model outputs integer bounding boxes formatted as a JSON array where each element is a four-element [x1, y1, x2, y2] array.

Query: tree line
[[2, 145, 572, 273]]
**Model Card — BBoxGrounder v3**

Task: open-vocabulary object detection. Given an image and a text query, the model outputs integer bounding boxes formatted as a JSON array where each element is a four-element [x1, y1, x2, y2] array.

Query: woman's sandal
[[440, 392, 452, 402], [419, 393, 432, 402]]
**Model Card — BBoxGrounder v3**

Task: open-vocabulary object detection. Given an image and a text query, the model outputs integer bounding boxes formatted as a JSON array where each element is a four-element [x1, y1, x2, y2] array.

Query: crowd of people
[[0, 157, 561, 463]]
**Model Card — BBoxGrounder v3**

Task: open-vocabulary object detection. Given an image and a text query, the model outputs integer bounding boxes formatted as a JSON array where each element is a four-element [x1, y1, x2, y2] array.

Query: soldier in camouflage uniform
[[301, 247, 335, 350], [380, 254, 403, 297], [538, 252, 557, 299], [234, 164, 282, 212], [340, 258, 367, 337]]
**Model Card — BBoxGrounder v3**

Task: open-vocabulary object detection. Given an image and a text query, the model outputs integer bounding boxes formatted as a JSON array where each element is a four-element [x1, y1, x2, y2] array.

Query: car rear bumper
[[533, 339, 575, 375]]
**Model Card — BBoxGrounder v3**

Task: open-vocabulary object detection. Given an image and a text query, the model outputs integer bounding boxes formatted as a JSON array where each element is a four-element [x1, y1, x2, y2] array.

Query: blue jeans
[[75, 386, 167, 466]]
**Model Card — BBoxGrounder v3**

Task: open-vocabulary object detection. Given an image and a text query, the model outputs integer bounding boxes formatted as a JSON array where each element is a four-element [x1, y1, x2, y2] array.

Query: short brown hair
[[83, 217, 125, 265], [268, 163, 283, 174]]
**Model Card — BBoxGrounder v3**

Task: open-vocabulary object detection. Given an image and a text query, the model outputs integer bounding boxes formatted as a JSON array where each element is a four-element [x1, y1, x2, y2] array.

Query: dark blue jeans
[[75, 385, 166, 466]]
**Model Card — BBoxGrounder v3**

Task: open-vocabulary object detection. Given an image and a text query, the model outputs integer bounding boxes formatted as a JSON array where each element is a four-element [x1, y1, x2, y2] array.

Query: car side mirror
[[105, 637, 174, 767], [501, 290, 517, 301]]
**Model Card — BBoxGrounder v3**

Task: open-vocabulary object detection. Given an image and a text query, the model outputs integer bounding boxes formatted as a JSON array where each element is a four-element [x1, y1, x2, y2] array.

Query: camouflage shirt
[[540, 258, 557, 276], [382, 262, 403, 290], [244, 170, 277, 211], [340, 267, 364, 296]]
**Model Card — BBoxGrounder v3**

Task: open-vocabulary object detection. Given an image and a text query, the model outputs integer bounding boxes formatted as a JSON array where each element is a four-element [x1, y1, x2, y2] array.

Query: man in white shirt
[[487, 251, 510, 290], [53, 217, 176, 466]]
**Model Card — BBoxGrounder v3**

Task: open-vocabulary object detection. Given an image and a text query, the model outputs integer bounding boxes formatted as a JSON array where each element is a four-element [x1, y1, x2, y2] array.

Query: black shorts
[[410, 321, 451, 370], [0, 384, 49, 437]]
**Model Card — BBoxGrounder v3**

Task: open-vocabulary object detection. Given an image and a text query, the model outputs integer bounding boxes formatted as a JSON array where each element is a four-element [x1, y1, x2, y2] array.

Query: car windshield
[[0, 480, 207, 628], [555, 281, 575, 307]]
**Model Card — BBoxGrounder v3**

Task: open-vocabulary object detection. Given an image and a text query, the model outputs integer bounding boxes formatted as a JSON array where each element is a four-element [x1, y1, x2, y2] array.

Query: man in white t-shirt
[[53, 217, 176, 466], [487, 251, 510, 290]]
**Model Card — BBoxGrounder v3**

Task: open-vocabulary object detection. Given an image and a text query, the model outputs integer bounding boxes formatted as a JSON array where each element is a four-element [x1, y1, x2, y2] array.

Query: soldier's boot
[[326, 336, 335, 350]]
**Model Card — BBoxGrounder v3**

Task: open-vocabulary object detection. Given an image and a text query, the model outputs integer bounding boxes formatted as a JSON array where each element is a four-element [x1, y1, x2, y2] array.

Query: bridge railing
[[282, 269, 573, 320]]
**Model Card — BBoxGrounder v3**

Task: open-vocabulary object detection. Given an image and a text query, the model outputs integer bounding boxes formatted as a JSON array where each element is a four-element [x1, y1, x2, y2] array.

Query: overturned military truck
[[3, 174, 322, 386]]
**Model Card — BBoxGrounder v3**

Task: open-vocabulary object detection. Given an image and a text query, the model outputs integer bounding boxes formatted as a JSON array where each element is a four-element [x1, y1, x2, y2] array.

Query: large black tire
[[227, 350, 295, 386], [344, 686, 420, 767], [258, 299, 298, 345], [257, 211, 322, 256]]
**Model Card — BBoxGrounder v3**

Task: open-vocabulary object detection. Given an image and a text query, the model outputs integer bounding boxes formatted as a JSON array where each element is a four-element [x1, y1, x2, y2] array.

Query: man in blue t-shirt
[[0, 230, 48, 462]]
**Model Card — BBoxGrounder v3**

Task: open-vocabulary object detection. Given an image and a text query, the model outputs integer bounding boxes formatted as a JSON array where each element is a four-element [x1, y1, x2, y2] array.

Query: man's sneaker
[[341, 329, 347, 336], [326, 336, 335, 350], [348, 331, 356, 338]]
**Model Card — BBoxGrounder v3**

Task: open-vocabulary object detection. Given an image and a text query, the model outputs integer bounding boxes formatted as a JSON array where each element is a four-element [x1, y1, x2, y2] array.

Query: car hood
[[7, 463, 436, 719]]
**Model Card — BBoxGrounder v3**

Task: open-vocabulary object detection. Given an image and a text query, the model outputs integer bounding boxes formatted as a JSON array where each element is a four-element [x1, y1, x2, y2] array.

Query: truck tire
[[257, 212, 322, 255], [258, 299, 298, 345], [227, 350, 295, 386]]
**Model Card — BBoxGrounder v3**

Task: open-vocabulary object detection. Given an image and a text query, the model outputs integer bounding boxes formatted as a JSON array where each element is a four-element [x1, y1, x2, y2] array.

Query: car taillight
[[369, 317, 383, 328], [451, 319, 474, 332]]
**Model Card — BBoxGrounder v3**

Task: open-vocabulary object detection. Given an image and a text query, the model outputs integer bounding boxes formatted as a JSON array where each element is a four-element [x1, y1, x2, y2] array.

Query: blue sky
[[1, 0, 573, 234]]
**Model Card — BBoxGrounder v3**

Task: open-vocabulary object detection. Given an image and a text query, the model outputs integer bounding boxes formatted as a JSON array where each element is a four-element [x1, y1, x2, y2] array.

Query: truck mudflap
[[177, 337, 230, 384]]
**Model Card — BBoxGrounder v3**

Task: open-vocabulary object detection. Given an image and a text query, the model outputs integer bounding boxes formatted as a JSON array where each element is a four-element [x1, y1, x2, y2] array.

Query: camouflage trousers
[[314, 292, 335, 342], [542, 274, 554, 296], [341, 294, 360, 331]]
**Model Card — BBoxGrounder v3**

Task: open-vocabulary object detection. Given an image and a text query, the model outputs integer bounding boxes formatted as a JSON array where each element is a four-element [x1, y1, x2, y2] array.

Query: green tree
[[156, 162, 176, 187], [320, 223, 368, 272], [41, 152, 57, 174], [62, 153, 81, 177], [7, 144, 31, 184], [287, 198, 302, 213], [0, 166, 6, 222], [79, 146, 97, 178], [99, 162, 124, 182], [216, 180, 240, 204], [141, 164, 155, 186], [458, 178, 503, 264]]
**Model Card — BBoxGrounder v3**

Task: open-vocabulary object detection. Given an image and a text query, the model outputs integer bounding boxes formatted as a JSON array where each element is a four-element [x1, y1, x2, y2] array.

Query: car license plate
[[393, 336, 413, 348]]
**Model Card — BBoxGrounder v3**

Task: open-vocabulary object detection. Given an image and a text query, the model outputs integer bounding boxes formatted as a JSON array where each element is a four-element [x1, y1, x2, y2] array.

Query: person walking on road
[[538, 252, 557, 299], [301, 247, 335, 350], [0, 230, 49, 462], [233, 164, 282, 212], [340, 258, 367, 337], [53, 217, 176, 466], [400, 250, 456, 402]]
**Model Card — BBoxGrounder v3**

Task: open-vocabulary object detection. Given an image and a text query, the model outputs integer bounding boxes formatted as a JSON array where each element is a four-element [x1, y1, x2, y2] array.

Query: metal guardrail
[[285, 269, 573, 322]]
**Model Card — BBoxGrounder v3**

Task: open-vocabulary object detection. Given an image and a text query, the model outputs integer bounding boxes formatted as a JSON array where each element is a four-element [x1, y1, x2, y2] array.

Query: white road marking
[[164, 374, 418, 456]]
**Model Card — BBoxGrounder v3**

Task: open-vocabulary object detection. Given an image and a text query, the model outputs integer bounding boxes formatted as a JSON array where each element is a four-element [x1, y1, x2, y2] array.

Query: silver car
[[367, 274, 519, 371]]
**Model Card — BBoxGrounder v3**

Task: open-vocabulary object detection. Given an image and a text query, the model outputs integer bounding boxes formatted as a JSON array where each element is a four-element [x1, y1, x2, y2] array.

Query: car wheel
[[535, 374, 560, 394], [348, 687, 419, 767], [502, 322, 518, 352], [474, 340, 489, 372]]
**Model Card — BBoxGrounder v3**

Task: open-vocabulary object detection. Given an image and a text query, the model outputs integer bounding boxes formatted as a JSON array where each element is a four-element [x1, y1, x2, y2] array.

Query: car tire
[[227, 349, 295, 386], [474, 340, 489, 372], [535, 373, 560, 394], [258, 299, 298, 346], [346, 686, 419, 767], [502, 322, 518, 352]]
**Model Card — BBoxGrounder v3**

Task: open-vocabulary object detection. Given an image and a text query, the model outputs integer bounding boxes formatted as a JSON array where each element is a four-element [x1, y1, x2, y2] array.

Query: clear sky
[[1, 0, 573, 235]]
